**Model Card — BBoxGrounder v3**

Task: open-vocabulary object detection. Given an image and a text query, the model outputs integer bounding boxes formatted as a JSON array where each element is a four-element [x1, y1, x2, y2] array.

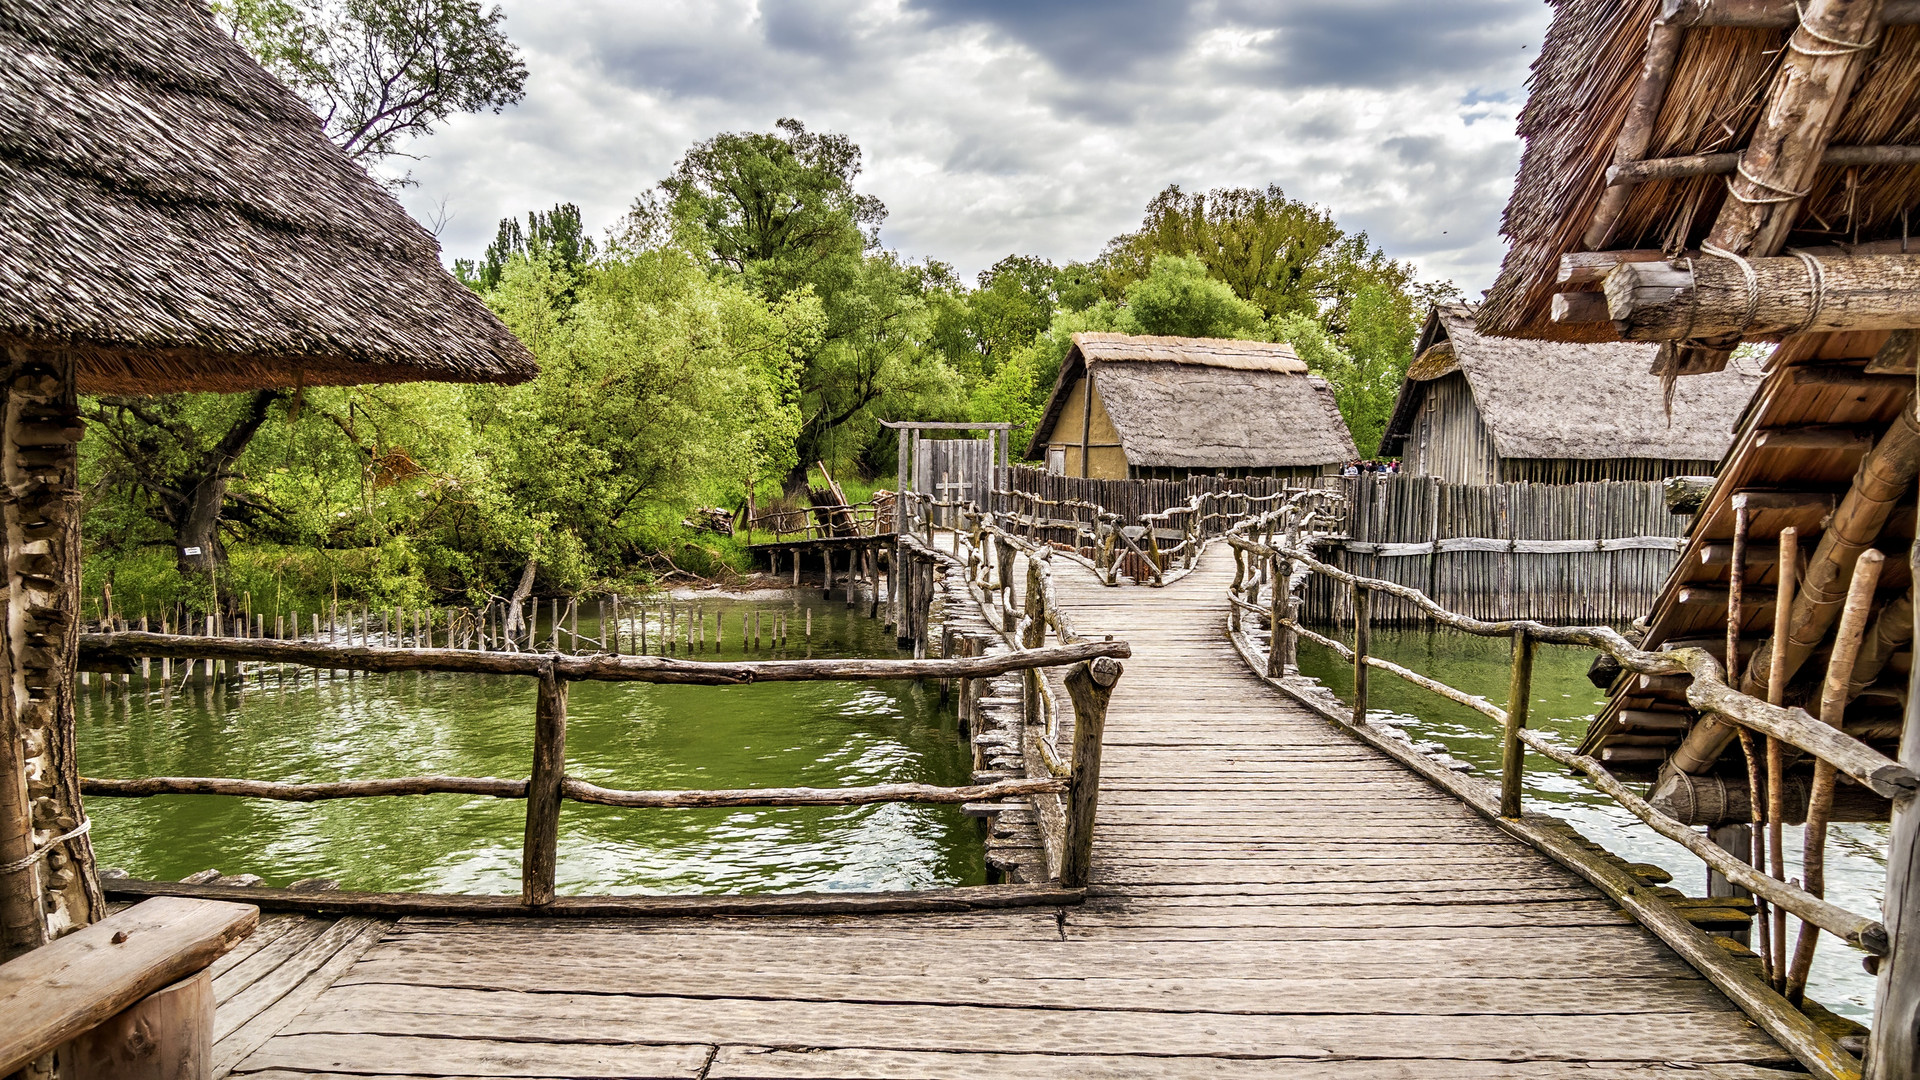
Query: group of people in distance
[[1341, 459, 1401, 478]]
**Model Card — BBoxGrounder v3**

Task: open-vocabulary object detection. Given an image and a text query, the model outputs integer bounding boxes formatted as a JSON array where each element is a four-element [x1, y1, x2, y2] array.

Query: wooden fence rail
[[73, 633, 1128, 910]]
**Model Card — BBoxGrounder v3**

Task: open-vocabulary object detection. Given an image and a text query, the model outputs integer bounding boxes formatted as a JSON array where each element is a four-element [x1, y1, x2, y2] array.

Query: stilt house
[[1379, 303, 1762, 483], [0, 0, 534, 959], [1481, 0, 1920, 1035], [1027, 333, 1356, 480]]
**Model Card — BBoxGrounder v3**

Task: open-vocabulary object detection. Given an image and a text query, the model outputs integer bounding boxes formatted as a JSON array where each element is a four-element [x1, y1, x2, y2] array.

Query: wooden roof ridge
[[0, 0, 536, 392]]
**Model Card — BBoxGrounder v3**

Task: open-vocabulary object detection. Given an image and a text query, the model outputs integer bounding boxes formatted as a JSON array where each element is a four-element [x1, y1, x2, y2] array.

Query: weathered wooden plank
[[281, 985, 1792, 1063], [708, 1048, 1807, 1080], [215, 918, 390, 1077], [232, 1033, 713, 1077]]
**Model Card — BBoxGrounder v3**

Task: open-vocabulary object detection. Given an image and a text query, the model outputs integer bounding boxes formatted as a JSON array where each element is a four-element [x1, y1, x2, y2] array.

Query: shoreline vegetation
[[85, 16, 1450, 622]]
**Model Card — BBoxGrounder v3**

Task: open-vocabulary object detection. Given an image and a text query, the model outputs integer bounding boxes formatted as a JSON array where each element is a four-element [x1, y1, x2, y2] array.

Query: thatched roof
[[0, 0, 535, 393], [1382, 304, 1761, 460], [1028, 333, 1357, 468], [1481, 0, 1920, 341]]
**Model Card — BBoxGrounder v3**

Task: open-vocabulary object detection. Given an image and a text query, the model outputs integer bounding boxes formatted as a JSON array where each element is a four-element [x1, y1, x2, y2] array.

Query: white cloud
[[399, 0, 1549, 295]]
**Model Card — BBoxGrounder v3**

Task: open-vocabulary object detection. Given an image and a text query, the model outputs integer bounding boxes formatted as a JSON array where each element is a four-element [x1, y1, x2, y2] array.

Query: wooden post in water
[[1351, 583, 1370, 726], [522, 667, 568, 907], [1868, 536, 1920, 1079], [1061, 655, 1122, 889], [1501, 628, 1535, 819]]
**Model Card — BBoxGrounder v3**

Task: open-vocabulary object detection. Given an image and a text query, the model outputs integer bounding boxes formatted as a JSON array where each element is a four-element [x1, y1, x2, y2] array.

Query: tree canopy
[[212, 0, 527, 170]]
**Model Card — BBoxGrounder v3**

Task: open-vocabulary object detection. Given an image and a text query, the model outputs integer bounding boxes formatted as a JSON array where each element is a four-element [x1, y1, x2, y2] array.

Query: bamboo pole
[[1731, 505, 1773, 980], [1788, 548, 1885, 1002], [1769, 526, 1800, 988]]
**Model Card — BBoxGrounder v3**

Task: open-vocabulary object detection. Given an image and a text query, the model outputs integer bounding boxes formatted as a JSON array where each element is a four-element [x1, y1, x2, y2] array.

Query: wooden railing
[[746, 497, 891, 542], [1222, 503, 1916, 1080], [981, 485, 1327, 586], [897, 515, 1122, 887], [76, 630, 1128, 910]]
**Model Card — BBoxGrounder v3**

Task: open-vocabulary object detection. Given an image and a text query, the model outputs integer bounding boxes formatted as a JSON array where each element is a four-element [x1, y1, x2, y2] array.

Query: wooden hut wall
[[1304, 474, 1684, 626], [1498, 457, 1720, 484], [1404, 372, 1499, 484], [1044, 375, 1128, 480]]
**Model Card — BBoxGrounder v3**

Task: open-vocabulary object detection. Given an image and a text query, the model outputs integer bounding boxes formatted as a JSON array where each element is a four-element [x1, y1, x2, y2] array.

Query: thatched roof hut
[[1481, 0, 1920, 347], [1379, 304, 1761, 483], [0, 0, 533, 958], [0, 0, 536, 391], [1026, 333, 1356, 481]]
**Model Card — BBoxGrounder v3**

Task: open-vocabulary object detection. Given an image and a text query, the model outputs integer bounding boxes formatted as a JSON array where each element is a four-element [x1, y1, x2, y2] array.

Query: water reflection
[[1297, 626, 1886, 1021], [78, 593, 984, 896]]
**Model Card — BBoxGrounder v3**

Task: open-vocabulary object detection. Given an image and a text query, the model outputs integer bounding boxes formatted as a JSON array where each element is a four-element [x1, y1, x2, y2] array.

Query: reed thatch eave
[[0, 0, 536, 394]]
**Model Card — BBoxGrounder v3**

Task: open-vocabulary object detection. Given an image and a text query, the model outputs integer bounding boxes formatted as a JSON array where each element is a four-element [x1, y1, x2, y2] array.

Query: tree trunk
[[169, 390, 281, 579], [0, 344, 101, 966]]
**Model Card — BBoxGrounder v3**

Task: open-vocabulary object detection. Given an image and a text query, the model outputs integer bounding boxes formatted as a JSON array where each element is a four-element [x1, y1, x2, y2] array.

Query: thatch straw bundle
[[0, 0, 535, 392]]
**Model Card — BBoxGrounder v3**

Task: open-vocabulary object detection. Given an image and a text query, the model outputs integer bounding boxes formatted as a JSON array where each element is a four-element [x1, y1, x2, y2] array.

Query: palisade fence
[[992, 466, 1687, 624], [1312, 474, 1687, 625]]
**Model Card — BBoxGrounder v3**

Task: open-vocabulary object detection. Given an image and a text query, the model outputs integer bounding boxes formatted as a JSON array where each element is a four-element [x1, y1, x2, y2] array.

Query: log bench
[[0, 896, 257, 1079]]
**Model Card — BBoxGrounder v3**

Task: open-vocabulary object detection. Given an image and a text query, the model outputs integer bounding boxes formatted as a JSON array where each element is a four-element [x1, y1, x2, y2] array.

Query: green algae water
[[1299, 626, 1886, 1022], [78, 592, 984, 895]]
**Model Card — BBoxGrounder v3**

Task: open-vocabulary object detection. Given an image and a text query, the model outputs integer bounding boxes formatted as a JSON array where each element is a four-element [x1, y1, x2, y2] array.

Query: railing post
[[1501, 628, 1534, 819], [1867, 538, 1920, 1078], [1351, 582, 1370, 726], [522, 666, 568, 907], [1229, 546, 1246, 632], [1061, 656, 1122, 889], [1266, 554, 1284, 678]]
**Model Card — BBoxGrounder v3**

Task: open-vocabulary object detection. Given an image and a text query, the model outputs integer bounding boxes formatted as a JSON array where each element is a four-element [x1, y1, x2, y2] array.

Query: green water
[[1299, 626, 1887, 1022], [78, 593, 984, 895]]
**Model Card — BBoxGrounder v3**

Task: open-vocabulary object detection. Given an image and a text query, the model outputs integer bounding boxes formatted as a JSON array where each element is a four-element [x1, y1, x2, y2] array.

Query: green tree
[[640, 120, 964, 485], [477, 247, 821, 577], [457, 202, 598, 292], [212, 0, 528, 168], [647, 118, 884, 301], [1099, 184, 1342, 320]]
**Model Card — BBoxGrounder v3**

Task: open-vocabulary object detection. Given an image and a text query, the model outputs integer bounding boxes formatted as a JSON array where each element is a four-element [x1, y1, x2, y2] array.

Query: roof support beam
[[1665, 0, 1920, 25], [1608, 144, 1920, 186], [1665, 0, 1889, 374], [1602, 253, 1920, 339]]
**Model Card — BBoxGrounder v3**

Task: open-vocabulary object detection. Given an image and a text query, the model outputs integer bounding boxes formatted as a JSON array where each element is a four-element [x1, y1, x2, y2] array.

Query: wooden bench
[[0, 896, 257, 1079]]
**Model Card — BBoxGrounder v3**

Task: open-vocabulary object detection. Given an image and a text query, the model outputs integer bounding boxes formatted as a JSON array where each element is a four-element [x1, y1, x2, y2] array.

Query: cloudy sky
[[398, 0, 1551, 295]]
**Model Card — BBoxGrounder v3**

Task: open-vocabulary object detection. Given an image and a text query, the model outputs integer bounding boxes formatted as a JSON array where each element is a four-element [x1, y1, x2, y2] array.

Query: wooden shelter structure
[[1483, 0, 1920, 1068], [1380, 303, 1762, 483], [0, 0, 534, 969], [1027, 333, 1355, 481]]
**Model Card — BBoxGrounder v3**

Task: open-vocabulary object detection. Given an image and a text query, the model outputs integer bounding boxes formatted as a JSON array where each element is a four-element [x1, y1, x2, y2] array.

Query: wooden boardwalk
[[210, 546, 1798, 1078]]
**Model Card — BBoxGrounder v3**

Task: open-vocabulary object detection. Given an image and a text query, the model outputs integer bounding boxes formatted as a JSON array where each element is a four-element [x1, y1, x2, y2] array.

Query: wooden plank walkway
[[213, 545, 1799, 1078]]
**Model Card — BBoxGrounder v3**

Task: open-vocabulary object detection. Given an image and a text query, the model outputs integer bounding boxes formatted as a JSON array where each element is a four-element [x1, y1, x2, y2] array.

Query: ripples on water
[[1297, 627, 1887, 1022], [79, 595, 984, 897]]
